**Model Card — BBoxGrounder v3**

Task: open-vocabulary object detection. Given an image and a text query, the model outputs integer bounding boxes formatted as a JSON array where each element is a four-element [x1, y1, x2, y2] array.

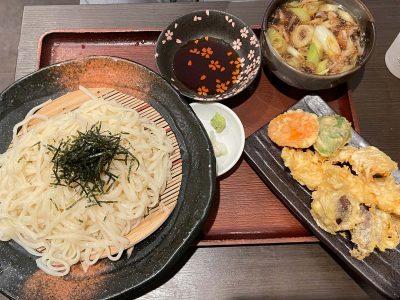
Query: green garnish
[[47, 123, 139, 207], [31, 141, 41, 150], [288, 7, 310, 22], [49, 198, 59, 211], [210, 112, 226, 133], [307, 42, 320, 66], [316, 59, 329, 75], [266, 27, 288, 54], [66, 197, 85, 210]]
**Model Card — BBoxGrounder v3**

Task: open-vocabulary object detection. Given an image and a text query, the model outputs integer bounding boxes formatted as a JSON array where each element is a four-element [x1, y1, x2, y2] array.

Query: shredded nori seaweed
[[47, 123, 138, 207]]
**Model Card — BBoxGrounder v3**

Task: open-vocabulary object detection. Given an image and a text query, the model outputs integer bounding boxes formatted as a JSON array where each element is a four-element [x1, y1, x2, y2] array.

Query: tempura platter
[[244, 95, 400, 299]]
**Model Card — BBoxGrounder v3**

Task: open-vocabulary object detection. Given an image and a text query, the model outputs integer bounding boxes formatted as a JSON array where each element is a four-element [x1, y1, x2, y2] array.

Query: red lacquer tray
[[37, 29, 360, 245]]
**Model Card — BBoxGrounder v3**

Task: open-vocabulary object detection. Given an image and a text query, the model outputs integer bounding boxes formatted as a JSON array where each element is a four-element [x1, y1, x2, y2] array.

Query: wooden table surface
[[13, 1, 400, 299]]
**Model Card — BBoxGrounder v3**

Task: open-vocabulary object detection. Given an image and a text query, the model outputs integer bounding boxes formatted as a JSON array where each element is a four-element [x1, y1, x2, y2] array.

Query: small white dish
[[385, 32, 400, 79], [190, 102, 245, 177]]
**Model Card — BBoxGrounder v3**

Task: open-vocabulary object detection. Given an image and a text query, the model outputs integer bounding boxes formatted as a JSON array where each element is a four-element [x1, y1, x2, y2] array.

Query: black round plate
[[0, 56, 216, 300]]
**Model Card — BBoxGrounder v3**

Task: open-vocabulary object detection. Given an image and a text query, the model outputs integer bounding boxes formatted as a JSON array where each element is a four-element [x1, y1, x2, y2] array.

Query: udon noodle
[[0, 92, 173, 276]]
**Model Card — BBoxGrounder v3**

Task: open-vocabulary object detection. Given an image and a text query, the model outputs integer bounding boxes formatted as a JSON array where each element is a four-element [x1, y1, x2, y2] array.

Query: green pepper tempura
[[314, 115, 352, 157]]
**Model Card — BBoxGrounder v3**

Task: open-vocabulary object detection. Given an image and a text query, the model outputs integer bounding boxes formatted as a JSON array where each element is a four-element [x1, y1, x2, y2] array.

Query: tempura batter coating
[[350, 207, 400, 260], [282, 145, 400, 259], [281, 147, 325, 190], [314, 115, 352, 157], [363, 176, 400, 216], [310, 164, 364, 233], [329, 146, 400, 216], [328, 145, 356, 162], [330, 146, 398, 179], [311, 191, 363, 234], [268, 109, 319, 148]]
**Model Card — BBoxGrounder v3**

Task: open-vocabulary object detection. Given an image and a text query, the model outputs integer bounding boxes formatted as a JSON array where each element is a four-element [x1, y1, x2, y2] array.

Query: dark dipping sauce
[[173, 36, 242, 96]]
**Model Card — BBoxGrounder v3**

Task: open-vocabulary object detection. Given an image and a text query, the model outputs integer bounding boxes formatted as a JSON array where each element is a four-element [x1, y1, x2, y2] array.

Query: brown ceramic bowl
[[261, 0, 376, 90]]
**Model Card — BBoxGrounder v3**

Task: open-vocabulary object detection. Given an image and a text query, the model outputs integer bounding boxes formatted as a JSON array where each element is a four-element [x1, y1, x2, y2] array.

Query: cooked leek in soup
[[266, 0, 365, 75]]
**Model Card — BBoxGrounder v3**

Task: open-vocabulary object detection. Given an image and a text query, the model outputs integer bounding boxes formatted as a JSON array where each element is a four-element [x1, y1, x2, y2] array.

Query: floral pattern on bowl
[[156, 10, 261, 101]]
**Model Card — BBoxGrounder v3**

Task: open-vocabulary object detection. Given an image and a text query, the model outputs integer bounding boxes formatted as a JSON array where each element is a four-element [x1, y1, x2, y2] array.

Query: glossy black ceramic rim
[[0, 56, 216, 299]]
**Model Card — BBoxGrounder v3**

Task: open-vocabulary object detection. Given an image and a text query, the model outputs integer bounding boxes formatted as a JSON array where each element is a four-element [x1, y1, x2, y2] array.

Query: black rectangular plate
[[244, 95, 400, 299]]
